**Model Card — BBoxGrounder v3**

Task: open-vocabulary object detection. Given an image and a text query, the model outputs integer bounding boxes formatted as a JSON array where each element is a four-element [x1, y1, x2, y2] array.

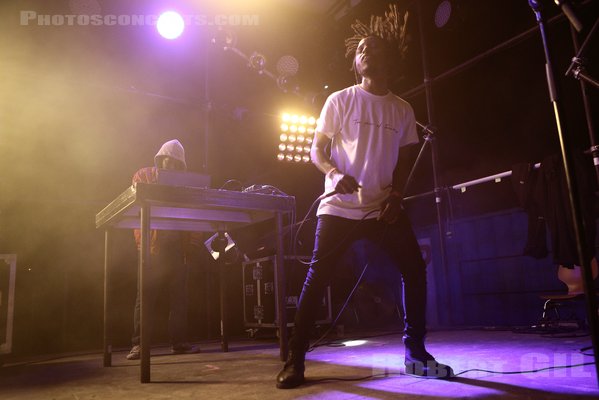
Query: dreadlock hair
[[344, 4, 409, 71]]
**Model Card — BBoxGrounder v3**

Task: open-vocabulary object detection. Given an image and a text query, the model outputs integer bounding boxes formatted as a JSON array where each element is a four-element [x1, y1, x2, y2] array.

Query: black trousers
[[132, 240, 189, 346], [291, 211, 428, 349]]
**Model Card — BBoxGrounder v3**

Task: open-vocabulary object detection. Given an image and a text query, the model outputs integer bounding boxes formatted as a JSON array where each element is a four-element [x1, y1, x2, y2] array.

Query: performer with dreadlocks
[[276, 5, 454, 389]]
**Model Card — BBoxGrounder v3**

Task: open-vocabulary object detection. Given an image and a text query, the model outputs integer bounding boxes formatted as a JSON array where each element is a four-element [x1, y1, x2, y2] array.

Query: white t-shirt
[[316, 84, 418, 220]]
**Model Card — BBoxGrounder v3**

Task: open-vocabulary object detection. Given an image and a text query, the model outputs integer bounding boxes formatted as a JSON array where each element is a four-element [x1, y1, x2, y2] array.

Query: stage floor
[[0, 329, 597, 399]]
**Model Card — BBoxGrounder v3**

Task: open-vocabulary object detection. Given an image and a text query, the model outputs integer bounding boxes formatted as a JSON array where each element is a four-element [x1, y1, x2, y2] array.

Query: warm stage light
[[277, 112, 317, 163], [157, 11, 185, 39]]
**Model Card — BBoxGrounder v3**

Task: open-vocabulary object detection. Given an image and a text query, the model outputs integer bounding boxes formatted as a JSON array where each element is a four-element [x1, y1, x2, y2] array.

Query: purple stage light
[[157, 11, 185, 40]]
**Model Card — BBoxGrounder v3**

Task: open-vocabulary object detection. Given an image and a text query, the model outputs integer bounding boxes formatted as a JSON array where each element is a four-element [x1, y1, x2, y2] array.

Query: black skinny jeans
[[291, 211, 427, 350]]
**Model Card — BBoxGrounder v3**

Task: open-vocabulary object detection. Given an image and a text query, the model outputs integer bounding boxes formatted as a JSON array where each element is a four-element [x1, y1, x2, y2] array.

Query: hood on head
[[154, 139, 186, 170]]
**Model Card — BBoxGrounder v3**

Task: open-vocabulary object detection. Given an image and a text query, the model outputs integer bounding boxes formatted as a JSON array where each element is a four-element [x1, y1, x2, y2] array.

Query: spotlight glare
[[286, 144, 294, 151], [281, 123, 289, 132], [289, 125, 298, 133], [277, 153, 285, 161], [302, 155, 310, 162], [299, 115, 307, 124], [278, 143, 286, 151], [306, 136, 313, 144], [298, 126, 306, 134], [342, 340, 367, 347], [294, 154, 302, 162], [280, 133, 288, 142], [291, 115, 299, 124], [308, 117, 316, 125], [303, 145, 311, 153], [297, 135, 305, 143], [157, 11, 185, 40], [285, 154, 293, 161], [288, 135, 296, 143], [282, 113, 291, 122], [295, 145, 303, 152]]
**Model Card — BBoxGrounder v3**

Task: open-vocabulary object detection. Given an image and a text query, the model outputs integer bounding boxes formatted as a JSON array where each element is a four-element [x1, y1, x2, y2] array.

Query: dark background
[[1, 0, 597, 356]]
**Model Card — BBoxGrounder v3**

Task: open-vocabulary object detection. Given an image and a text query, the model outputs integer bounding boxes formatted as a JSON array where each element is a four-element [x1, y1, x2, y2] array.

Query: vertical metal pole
[[140, 203, 151, 383], [274, 212, 288, 361], [416, 1, 451, 323], [529, 0, 599, 386], [219, 253, 229, 352], [103, 229, 112, 367]]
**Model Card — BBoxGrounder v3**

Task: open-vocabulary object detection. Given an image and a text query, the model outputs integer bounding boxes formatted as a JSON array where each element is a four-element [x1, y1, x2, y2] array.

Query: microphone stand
[[529, 0, 599, 386], [566, 16, 599, 187], [413, 1, 451, 326]]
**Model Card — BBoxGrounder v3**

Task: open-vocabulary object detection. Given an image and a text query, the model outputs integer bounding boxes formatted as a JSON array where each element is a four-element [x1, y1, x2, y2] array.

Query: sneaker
[[171, 343, 200, 355], [126, 345, 141, 360]]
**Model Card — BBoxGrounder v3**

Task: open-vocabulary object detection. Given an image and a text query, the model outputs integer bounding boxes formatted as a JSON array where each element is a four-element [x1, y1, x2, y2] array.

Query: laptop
[[155, 169, 211, 188]]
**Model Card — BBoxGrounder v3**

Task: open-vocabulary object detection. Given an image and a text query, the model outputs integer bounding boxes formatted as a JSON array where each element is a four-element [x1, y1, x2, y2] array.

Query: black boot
[[403, 337, 454, 379], [276, 348, 306, 389]]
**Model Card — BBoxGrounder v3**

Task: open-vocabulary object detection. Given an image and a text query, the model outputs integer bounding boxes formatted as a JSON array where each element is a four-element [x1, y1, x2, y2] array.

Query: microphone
[[317, 190, 337, 200]]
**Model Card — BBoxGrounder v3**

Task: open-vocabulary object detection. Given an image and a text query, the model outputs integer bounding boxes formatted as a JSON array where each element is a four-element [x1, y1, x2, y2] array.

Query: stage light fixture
[[276, 55, 299, 77], [211, 27, 237, 49], [157, 11, 185, 40], [434, 1, 452, 28], [248, 52, 267, 74], [277, 112, 317, 163], [277, 75, 300, 94]]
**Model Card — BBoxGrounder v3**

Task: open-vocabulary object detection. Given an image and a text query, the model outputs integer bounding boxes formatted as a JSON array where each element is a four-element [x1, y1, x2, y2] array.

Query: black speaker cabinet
[[242, 256, 331, 329]]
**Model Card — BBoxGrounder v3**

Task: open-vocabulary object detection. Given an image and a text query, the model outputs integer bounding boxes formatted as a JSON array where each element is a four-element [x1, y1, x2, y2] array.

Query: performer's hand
[[330, 169, 360, 194], [378, 192, 403, 224]]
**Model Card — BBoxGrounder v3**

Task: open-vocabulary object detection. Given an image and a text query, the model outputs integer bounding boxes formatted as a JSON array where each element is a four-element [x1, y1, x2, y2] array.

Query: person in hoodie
[[126, 139, 200, 360]]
